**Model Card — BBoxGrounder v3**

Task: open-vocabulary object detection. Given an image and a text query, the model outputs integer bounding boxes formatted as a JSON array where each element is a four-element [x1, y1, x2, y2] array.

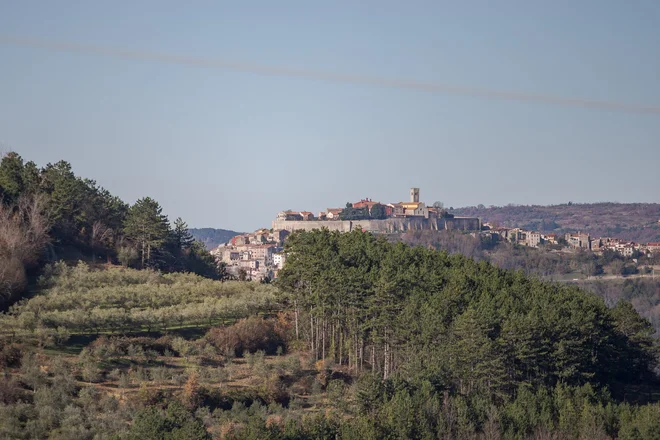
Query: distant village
[[481, 225, 660, 257], [210, 188, 660, 281], [209, 229, 288, 282]]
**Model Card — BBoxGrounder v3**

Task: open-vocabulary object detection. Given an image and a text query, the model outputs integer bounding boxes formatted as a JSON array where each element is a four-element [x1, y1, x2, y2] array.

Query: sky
[[1, 1, 659, 231]]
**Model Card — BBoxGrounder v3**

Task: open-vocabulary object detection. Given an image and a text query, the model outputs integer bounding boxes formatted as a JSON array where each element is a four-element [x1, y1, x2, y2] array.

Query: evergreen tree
[[185, 240, 221, 279], [370, 203, 387, 219], [123, 197, 171, 268], [39, 161, 91, 244], [172, 217, 195, 250], [0, 152, 26, 204]]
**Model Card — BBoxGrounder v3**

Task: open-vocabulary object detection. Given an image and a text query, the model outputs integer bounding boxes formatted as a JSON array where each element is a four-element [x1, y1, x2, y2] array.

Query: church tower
[[410, 187, 420, 203]]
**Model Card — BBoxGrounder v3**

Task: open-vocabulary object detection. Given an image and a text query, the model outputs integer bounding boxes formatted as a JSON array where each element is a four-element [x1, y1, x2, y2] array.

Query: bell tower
[[410, 187, 420, 203]]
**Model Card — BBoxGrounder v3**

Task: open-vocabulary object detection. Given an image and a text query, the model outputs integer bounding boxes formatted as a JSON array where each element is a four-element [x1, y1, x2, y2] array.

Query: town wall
[[272, 217, 481, 234]]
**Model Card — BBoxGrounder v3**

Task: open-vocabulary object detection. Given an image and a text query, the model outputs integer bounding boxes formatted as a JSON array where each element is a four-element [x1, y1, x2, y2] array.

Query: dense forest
[[189, 229, 243, 251], [397, 230, 660, 335], [0, 152, 223, 309], [451, 203, 660, 243]]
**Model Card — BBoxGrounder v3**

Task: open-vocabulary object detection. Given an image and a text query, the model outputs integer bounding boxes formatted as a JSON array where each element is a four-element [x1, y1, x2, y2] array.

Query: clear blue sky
[[1, 1, 659, 231]]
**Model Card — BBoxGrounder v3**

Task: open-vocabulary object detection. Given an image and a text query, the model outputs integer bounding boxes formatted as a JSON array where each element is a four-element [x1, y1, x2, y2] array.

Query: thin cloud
[[2, 35, 660, 115]]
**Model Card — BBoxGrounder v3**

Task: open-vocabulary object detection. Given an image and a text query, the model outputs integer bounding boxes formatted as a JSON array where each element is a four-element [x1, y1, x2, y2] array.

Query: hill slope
[[189, 228, 242, 249], [452, 203, 660, 242]]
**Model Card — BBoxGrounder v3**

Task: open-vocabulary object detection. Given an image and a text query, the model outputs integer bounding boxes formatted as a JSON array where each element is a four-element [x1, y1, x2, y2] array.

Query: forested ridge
[[0, 152, 223, 309]]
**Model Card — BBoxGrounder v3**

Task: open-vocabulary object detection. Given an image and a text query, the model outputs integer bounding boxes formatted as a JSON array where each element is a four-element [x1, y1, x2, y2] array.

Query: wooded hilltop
[[0, 152, 223, 310]]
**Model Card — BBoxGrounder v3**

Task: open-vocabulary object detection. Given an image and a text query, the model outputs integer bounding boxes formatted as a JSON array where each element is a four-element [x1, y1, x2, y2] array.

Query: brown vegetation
[[0, 195, 49, 307], [205, 316, 288, 357]]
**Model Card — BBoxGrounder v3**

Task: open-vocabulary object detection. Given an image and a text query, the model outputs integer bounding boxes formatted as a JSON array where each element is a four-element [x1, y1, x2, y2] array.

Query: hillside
[[452, 202, 660, 242], [189, 227, 242, 250], [2, 230, 659, 439]]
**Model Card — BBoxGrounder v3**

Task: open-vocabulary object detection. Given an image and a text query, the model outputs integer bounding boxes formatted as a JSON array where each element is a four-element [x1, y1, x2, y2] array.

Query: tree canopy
[[0, 152, 224, 308], [276, 229, 658, 402]]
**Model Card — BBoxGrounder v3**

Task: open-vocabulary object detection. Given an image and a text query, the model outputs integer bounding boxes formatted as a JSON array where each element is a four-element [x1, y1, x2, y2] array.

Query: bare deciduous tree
[[90, 221, 112, 261], [0, 195, 50, 303]]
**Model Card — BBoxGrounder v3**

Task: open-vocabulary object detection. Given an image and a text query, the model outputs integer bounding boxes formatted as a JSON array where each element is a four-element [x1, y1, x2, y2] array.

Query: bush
[[151, 366, 171, 384], [283, 356, 302, 376], [81, 361, 102, 383], [171, 337, 198, 358], [0, 376, 23, 404], [205, 316, 287, 357], [90, 335, 174, 358], [0, 342, 23, 368]]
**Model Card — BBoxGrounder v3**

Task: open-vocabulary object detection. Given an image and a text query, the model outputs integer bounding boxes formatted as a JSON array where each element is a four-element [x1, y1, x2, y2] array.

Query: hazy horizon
[[2, 1, 659, 231]]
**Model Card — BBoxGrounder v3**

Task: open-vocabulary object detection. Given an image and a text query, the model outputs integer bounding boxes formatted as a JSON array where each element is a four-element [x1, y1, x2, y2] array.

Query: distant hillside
[[189, 228, 243, 250], [452, 203, 660, 243]]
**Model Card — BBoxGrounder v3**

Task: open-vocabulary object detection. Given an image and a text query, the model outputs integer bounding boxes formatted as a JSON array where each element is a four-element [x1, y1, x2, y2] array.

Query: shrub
[[284, 356, 302, 376], [20, 352, 46, 391], [130, 366, 149, 384], [151, 366, 171, 384], [0, 342, 23, 368], [119, 373, 131, 389], [171, 337, 197, 358], [326, 380, 347, 401], [0, 376, 23, 404], [127, 344, 144, 358], [108, 368, 122, 382], [205, 316, 287, 357], [90, 336, 174, 358], [81, 361, 102, 383]]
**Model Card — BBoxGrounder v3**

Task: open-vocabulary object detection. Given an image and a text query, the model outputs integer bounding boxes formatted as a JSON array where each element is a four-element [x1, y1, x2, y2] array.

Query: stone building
[[526, 231, 542, 247]]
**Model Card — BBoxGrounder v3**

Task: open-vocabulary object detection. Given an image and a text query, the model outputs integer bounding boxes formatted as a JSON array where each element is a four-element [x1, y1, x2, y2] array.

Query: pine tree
[[173, 217, 195, 250], [123, 197, 171, 268], [0, 152, 26, 204]]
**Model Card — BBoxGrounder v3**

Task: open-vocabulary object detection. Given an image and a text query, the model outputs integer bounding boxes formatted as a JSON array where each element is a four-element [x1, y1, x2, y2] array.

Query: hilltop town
[[209, 188, 480, 280], [272, 188, 482, 233], [210, 189, 660, 281], [276, 187, 448, 222]]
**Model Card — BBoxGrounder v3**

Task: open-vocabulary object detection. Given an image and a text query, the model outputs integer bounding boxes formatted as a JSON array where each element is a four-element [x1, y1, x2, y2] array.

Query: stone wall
[[272, 216, 481, 234]]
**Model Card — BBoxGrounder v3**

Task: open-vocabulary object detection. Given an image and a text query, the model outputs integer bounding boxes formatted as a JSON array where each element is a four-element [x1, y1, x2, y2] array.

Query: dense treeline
[[277, 229, 658, 400], [0, 152, 222, 308], [221, 383, 660, 440], [0, 263, 279, 336], [581, 278, 660, 337], [398, 230, 660, 336]]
